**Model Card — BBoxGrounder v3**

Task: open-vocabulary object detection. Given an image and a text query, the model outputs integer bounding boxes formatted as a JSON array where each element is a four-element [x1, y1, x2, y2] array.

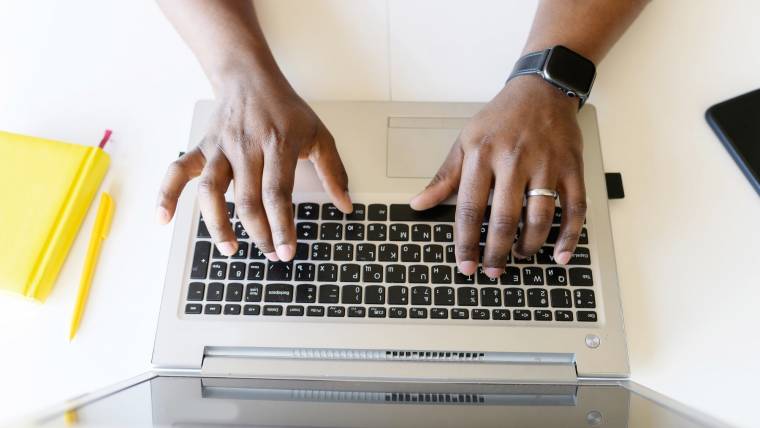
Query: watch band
[[507, 49, 550, 81]]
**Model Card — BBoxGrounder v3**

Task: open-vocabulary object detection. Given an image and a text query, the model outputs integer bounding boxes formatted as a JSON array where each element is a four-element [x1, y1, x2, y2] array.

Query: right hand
[[155, 76, 352, 261]]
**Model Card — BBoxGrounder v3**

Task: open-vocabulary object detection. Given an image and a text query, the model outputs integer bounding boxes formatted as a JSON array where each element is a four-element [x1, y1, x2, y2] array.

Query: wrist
[[505, 75, 578, 113], [208, 48, 294, 99]]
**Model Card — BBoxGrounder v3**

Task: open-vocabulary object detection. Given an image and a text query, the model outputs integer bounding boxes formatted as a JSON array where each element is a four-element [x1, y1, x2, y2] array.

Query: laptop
[[28, 101, 719, 427]]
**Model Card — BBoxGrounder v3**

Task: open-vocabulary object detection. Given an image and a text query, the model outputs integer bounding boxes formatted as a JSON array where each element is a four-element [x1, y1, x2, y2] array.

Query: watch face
[[543, 45, 596, 96]]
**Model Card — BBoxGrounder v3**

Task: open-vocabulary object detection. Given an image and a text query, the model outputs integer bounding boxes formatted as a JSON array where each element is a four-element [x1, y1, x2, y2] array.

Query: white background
[[1, 0, 759, 426]]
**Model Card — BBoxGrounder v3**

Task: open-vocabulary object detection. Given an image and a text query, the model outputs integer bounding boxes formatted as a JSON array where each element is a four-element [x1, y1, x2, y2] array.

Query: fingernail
[[485, 267, 503, 278], [217, 241, 237, 256], [264, 252, 280, 262], [459, 261, 477, 276], [155, 207, 170, 224], [276, 244, 294, 261], [556, 251, 572, 265]]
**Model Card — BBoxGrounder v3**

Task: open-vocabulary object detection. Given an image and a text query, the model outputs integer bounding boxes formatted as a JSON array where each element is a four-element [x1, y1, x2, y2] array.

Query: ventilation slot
[[383, 350, 486, 362], [385, 392, 485, 404], [287, 348, 487, 362]]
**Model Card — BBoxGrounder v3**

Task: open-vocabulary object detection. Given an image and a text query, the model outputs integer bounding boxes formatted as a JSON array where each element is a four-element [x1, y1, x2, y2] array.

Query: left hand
[[410, 76, 588, 278]]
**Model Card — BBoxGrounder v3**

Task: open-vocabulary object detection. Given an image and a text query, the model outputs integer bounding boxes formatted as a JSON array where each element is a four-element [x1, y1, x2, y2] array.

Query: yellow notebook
[[0, 131, 110, 302]]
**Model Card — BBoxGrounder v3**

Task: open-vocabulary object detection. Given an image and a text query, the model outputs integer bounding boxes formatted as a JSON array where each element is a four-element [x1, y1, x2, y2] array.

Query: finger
[[310, 124, 352, 213], [197, 154, 237, 256], [410, 141, 463, 210], [454, 151, 492, 275], [554, 172, 587, 265], [231, 151, 278, 261], [155, 148, 205, 224], [482, 173, 524, 278], [262, 147, 298, 261], [513, 176, 558, 259]]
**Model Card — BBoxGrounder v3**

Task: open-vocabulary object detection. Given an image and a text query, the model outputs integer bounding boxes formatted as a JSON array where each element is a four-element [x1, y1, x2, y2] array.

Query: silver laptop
[[27, 101, 719, 427]]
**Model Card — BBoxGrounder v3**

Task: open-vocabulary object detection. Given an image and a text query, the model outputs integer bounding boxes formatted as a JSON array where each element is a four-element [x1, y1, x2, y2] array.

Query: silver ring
[[526, 188, 558, 199]]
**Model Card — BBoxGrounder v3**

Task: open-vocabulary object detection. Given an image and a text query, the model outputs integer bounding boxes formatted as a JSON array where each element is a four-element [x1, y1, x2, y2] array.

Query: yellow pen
[[69, 192, 114, 341]]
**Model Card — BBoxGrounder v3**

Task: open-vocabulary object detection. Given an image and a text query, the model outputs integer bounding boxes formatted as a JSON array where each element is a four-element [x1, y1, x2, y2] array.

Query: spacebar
[[390, 204, 456, 222]]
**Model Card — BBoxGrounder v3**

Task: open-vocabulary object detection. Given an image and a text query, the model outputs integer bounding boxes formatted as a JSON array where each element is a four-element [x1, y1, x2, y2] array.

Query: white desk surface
[[1, 1, 759, 426]]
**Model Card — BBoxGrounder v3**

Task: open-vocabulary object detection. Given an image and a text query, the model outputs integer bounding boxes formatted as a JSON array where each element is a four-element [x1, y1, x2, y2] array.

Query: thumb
[[410, 141, 463, 210], [310, 125, 353, 213]]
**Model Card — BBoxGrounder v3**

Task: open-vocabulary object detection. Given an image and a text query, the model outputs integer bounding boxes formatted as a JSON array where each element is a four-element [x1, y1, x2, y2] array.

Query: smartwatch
[[507, 45, 596, 108]]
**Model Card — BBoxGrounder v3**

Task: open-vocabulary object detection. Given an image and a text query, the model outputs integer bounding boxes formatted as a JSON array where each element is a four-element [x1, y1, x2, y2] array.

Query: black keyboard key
[[212, 245, 228, 259], [578, 228, 588, 244], [431, 308, 448, 319], [365, 285, 386, 304], [367, 223, 387, 241], [434, 287, 455, 306], [185, 303, 202, 314], [228, 262, 246, 280], [492, 309, 511, 320], [389, 224, 409, 241], [536, 246, 555, 264], [245, 283, 262, 302], [294, 242, 309, 260], [454, 267, 474, 284], [297, 203, 319, 220], [267, 261, 293, 281], [295, 263, 315, 281], [249, 244, 266, 259], [385, 264, 406, 283], [296, 222, 318, 240], [187, 282, 205, 301], [244, 304, 261, 315], [547, 226, 560, 244], [368, 204, 388, 221], [207, 282, 224, 301], [318, 284, 340, 303], [504, 288, 525, 307], [247, 262, 265, 280], [286, 305, 305, 316], [356, 243, 376, 261], [552, 207, 562, 224], [523, 267, 544, 285], [411, 286, 432, 305], [574, 289, 596, 308], [390, 204, 455, 222], [433, 224, 454, 242], [457, 287, 478, 306], [341, 285, 362, 304], [209, 261, 227, 280], [480, 287, 502, 307], [577, 311, 598, 322], [320, 223, 343, 240], [569, 268, 593, 286], [295, 284, 317, 303], [479, 224, 488, 243], [333, 243, 354, 261], [191, 241, 211, 279], [445, 245, 456, 263], [345, 223, 365, 240], [451, 308, 469, 319], [317, 263, 338, 282], [411, 224, 432, 242], [408, 265, 429, 283], [423, 244, 444, 263], [265, 284, 294, 303], [534, 310, 552, 321], [472, 309, 489, 320], [311, 243, 331, 260], [431, 265, 452, 284], [224, 304, 242, 315], [514, 255, 534, 264], [500, 267, 521, 285], [527, 288, 549, 307], [225, 283, 243, 301], [263, 305, 283, 316], [388, 286, 409, 305], [400, 244, 421, 262], [204, 304, 222, 315], [362, 264, 384, 283], [322, 203, 343, 220], [328, 306, 346, 317], [225, 202, 235, 218], [477, 267, 498, 285], [232, 242, 248, 259], [555, 310, 573, 321], [513, 309, 531, 321], [389, 307, 408, 318], [410, 308, 428, 319], [234, 222, 249, 240], [346, 204, 366, 221], [550, 288, 572, 308], [197, 220, 210, 238], [378, 244, 398, 262], [568, 247, 591, 265], [369, 306, 387, 318], [307, 306, 325, 316], [547, 267, 568, 286], [348, 306, 366, 317]]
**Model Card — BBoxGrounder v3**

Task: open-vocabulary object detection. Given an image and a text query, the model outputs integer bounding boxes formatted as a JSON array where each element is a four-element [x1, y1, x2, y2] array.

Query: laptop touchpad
[[386, 117, 467, 178]]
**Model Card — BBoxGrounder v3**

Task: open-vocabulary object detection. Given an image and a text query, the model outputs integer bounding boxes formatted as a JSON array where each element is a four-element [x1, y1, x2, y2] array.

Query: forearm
[[523, 0, 649, 63], [157, 0, 289, 94]]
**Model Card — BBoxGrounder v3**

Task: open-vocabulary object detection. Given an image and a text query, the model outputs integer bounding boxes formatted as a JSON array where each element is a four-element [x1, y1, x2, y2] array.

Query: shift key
[[265, 284, 294, 302]]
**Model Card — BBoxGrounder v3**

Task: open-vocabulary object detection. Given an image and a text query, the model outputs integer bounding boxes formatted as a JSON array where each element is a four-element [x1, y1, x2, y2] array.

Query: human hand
[[156, 77, 351, 261], [410, 76, 587, 278]]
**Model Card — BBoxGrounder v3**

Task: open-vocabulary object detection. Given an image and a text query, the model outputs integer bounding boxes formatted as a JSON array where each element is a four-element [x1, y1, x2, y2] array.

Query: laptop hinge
[[201, 347, 578, 384]]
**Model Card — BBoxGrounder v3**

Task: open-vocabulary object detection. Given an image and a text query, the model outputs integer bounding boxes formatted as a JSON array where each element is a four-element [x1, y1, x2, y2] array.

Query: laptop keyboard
[[183, 202, 598, 324]]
